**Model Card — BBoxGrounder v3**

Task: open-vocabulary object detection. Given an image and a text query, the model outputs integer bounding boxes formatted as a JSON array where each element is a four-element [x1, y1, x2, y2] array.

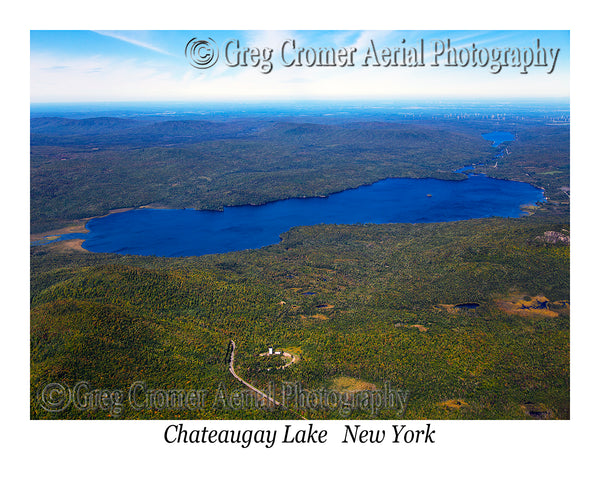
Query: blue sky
[[30, 30, 569, 103]]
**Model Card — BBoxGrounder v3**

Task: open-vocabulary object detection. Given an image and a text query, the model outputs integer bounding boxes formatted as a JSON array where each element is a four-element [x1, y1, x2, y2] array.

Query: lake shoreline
[[30, 207, 136, 243]]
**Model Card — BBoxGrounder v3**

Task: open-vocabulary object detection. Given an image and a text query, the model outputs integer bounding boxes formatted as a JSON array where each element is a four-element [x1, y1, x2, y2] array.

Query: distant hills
[[30, 117, 260, 147]]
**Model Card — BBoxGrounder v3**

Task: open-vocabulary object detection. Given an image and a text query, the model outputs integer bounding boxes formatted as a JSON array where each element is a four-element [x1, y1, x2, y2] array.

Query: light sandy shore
[[44, 238, 86, 253], [30, 223, 89, 242], [30, 207, 137, 243]]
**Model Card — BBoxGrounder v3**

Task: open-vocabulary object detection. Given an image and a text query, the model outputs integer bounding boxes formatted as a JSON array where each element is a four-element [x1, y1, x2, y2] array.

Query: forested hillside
[[31, 112, 569, 419]]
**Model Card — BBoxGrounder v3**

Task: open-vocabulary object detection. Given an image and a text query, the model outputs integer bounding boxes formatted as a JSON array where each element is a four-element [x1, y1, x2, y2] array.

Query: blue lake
[[44, 175, 544, 257], [34, 131, 544, 257], [482, 131, 514, 147]]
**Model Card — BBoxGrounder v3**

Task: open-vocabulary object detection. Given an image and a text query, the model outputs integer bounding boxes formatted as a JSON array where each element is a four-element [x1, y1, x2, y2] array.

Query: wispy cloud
[[94, 31, 176, 57], [30, 30, 569, 102]]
